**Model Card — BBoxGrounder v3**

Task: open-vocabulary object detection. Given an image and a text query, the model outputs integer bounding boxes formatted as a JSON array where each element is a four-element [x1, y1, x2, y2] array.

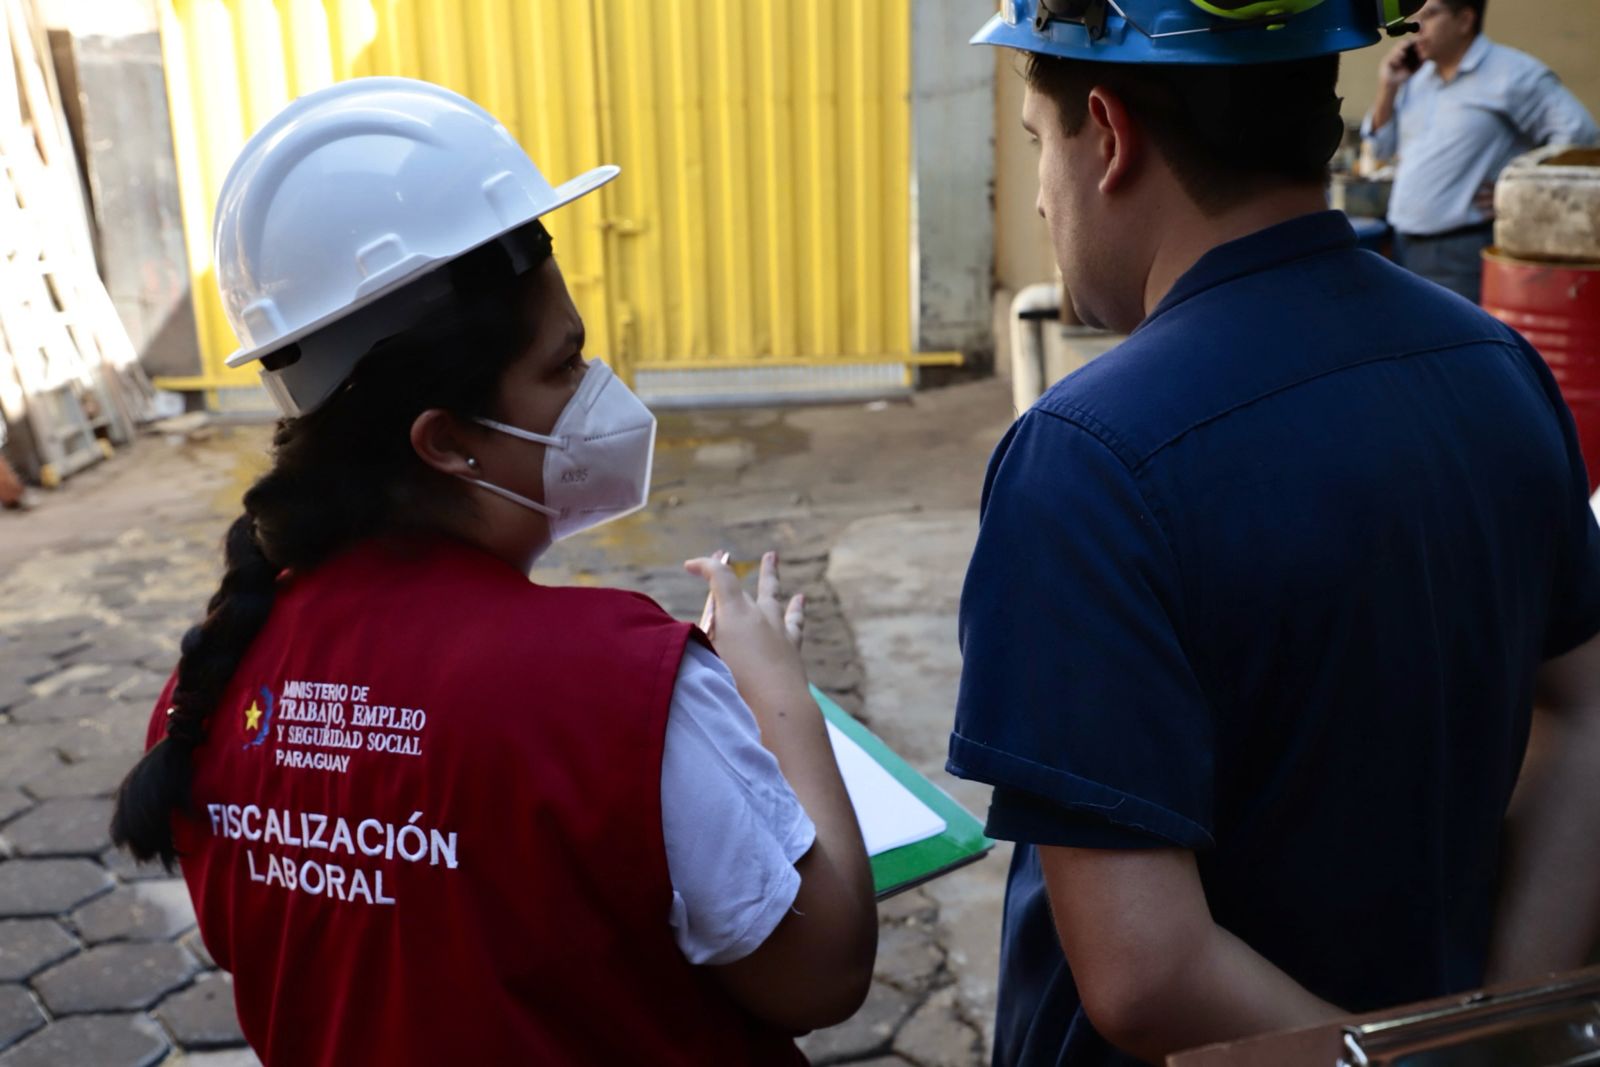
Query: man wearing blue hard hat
[[947, 1, 1600, 1064]]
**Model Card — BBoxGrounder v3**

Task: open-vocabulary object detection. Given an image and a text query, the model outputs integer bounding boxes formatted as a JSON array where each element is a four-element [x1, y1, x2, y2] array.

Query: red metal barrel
[[1482, 250, 1600, 492]]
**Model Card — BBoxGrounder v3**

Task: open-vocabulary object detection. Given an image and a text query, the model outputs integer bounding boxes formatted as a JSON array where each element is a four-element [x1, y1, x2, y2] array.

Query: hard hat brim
[[969, 7, 1378, 63], [224, 163, 621, 369]]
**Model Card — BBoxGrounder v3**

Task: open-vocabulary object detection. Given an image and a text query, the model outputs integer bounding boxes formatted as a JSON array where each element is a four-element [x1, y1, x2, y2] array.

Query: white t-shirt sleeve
[[661, 641, 817, 966]]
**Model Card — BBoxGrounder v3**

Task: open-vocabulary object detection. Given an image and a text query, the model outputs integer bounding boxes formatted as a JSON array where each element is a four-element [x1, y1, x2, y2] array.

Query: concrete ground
[[0, 376, 1017, 1066]]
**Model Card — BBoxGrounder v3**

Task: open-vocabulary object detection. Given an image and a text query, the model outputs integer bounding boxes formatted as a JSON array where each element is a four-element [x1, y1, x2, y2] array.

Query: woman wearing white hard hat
[[111, 77, 874, 1065]]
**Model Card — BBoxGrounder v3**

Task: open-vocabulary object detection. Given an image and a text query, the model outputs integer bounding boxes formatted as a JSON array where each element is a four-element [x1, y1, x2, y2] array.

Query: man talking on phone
[[1364, 0, 1597, 303]]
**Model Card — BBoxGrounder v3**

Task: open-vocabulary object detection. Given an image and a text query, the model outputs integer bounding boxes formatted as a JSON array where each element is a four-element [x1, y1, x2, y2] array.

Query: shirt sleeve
[[947, 409, 1214, 850], [1517, 334, 1600, 656], [1361, 87, 1402, 162], [1508, 68, 1600, 149], [660, 641, 817, 966]]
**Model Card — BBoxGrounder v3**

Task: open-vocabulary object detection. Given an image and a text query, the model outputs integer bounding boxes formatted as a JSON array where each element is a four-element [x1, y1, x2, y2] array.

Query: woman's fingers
[[785, 593, 805, 649], [694, 551, 730, 636], [684, 552, 742, 611], [757, 550, 779, 603]]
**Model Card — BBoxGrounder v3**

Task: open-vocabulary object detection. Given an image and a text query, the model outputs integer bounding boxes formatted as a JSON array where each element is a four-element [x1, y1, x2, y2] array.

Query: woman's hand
[[686, 551, 807, 696]]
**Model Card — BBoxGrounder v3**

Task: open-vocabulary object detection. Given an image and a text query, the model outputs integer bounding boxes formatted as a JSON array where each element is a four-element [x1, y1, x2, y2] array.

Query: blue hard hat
[[973, 0, 1421, 64]]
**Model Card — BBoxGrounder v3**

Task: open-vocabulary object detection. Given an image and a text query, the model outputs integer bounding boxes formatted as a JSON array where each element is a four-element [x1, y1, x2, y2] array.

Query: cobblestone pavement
[[0, 378, 1014, 1065]]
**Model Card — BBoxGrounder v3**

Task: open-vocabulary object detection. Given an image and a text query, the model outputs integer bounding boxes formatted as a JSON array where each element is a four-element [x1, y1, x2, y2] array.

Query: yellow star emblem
[[244, 700, 263, 731]]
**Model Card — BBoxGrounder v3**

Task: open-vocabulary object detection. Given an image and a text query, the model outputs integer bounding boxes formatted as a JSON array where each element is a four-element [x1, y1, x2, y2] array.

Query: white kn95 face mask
[[459, 361, 657, 542]]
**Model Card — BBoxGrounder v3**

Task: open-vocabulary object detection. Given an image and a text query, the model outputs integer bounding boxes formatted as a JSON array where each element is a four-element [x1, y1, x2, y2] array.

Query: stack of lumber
[[0, 0, 152, 489]]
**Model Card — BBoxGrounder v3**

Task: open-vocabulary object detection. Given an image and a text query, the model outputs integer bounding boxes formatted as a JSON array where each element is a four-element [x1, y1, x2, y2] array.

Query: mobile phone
[[1400, 43, 1422, 72]]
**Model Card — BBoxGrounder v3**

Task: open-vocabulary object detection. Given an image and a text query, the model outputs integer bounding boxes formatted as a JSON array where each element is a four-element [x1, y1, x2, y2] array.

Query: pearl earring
[[466, 456, 480, 470]]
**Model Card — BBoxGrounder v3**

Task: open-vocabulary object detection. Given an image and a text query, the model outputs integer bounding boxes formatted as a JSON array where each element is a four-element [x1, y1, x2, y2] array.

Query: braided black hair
[[111, 223, 554, 867]]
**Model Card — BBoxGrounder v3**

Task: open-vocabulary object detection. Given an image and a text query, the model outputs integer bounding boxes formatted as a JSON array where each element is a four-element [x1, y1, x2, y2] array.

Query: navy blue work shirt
[[947, 212, 1600, 1067]]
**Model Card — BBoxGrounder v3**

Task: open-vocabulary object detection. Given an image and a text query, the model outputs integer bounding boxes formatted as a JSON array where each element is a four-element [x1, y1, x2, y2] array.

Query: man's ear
[[410, 408, 479, 478], [1086, 86, 1142, 196]]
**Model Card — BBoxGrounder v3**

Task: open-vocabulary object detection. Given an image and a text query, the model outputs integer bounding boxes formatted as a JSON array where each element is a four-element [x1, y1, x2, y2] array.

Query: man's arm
[[1511, 69, 1600, 149], [1484, 630, 1600, 985], [1362, 43, 1413, 162], [1039, 846, 1345, 1064]]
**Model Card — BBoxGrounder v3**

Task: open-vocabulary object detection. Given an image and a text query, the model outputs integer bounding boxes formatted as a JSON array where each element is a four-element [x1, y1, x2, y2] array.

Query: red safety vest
[[148, 535, 806, 1066]]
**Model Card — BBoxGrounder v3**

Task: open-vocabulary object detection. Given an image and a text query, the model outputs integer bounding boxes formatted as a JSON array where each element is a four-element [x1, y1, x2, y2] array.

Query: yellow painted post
[[463, 0, 514, 133], [803, 2, 840, 358], [710, 0, 754, 361], [757, 1, 796, 360], [602, 0, 669, 366], [561, 2, 612, 369], [663, 2, 709, 361], [851, 1, 883, 356], [279, 0, 332, 100], [884, 0, 913, 355]]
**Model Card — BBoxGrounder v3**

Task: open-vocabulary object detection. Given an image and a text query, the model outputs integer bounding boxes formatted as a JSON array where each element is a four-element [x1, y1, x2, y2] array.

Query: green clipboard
[[812, 685, 993, 899]]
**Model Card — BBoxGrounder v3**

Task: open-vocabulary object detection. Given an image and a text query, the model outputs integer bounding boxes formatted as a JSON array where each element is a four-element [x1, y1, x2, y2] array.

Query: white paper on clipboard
[[825, 721, 946, 856]]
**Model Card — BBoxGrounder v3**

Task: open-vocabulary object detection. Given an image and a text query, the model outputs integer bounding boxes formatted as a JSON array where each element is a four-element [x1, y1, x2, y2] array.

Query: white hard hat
[[212, 76, 617, 415]]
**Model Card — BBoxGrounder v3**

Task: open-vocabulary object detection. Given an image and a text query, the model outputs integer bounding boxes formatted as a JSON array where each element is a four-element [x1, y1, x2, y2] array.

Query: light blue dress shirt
[[1362, 35, 1599, 236]]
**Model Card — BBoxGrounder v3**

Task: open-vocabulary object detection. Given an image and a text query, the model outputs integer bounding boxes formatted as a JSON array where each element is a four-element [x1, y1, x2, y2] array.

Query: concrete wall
[[994, 50, 1059, 301], [992, 1, 1600, 295], [913, 0, 998, 361]]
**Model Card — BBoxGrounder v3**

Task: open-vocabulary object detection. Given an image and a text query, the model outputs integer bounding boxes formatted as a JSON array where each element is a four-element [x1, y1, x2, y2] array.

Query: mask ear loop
[[461, 475, 561, 518], [462, 418, 563, 517], [473, 416, 564, 448]]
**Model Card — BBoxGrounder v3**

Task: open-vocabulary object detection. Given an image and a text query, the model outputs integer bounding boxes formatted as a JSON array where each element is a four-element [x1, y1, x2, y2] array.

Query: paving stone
[[0, 1011, 168, 1067], [892, 986, 983, 1067], [180, 1049, 262, 1067], [100, 848, 173, 884], [109, 672, 168, 705], [61, 666, 145, 697], [2, 616, 102, 643], [157, 971, 244, 1048], [61, 633, 167, 670], [31, 941, 197, 1014], [874, 922, 945, 995], [26, 664, 110, 700], [115, 600, 200, 624], [91, 559, 157, 580], [179, 929, 215, 969], [19, 756, 135, 800], [798, 980, 914, 1064], [0, 860, 113, 917], [0, 985, 44, 1051], [72, 881, 194, 944], [0, 799, 114, 858], [6, 720, 140, 764], [0, 680, 33, 714], [0, 734, 62, 782], [0, 796, 29, 830], [0, 920, 78, 981], [879, 889, 940, 926], [0, 637, 91, 662], [7, 693, 116, 726], [0, 662, 55, 687], [0, 757, 54, 805]]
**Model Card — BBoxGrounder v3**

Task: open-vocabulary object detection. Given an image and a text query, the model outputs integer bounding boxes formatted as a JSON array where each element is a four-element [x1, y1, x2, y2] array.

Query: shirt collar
[[1137, 211, 1358, 331], [1458, 34, 1492, 75]]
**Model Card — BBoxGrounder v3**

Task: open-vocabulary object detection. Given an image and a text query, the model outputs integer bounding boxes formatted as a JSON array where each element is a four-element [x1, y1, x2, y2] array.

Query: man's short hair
[[1440, 0, 1486, 35], [1022, 53, 1344, 216]]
